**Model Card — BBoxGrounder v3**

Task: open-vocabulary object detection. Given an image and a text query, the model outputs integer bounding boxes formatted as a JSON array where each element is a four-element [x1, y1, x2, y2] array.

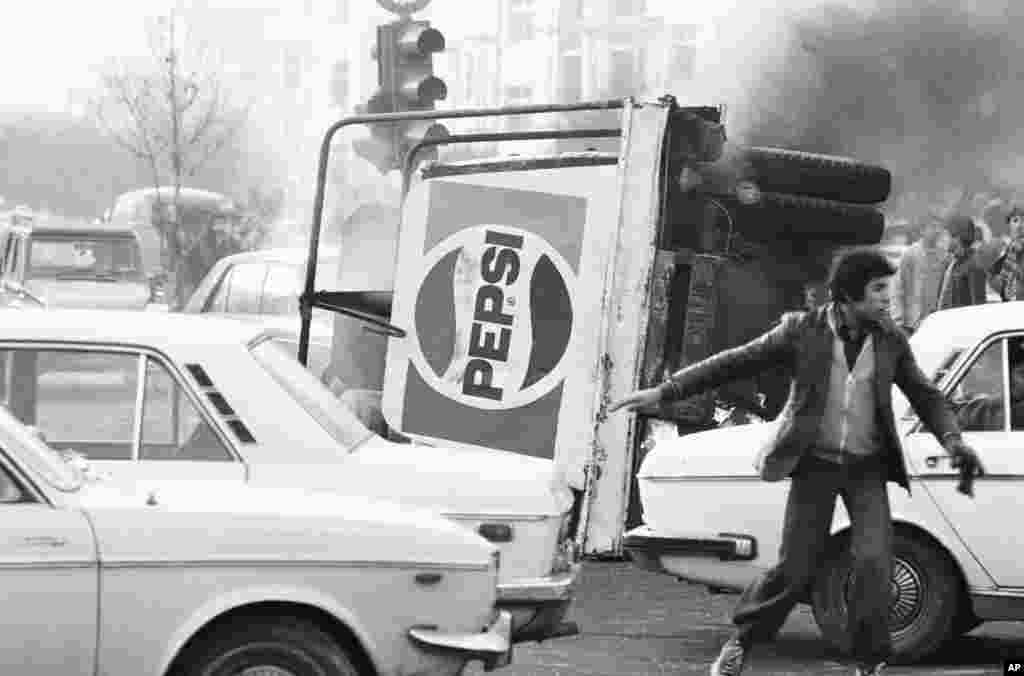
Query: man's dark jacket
[[658, 305, 961, 491]]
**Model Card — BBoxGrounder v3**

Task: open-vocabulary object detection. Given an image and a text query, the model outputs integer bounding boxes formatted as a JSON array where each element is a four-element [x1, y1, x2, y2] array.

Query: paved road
[[483, 560, 1024, 676]]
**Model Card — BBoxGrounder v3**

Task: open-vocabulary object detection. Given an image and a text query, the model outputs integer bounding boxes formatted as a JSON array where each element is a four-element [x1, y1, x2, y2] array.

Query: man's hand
[[607, 387, 663, 414], [945, 437, 985, 497]]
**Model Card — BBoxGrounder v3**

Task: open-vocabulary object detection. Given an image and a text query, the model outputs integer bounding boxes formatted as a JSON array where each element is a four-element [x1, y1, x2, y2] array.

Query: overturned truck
[[297, 94, 889, 634]]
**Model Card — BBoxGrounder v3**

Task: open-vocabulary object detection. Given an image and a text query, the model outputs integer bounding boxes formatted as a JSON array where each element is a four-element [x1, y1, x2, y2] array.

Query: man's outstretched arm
[[609, 312, 800, 413]]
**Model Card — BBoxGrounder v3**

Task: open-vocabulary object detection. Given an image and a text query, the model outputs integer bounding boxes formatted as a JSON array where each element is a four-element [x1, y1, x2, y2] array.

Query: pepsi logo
[[412, 225, 575, 410]]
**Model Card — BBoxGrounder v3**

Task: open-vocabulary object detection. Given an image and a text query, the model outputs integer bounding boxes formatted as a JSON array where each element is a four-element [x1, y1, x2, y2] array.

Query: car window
[[262, 264, 301, 315], [28, 235, 144, 281], [1008, 337, 1024, 432], [206, 265, 233, 313], [0, 461, 27, 503], [1, 349, 140, 460], [224, 263, 266, 314], [9, 237, 22, 280], [139, 357, 232, 462], [949, 340, 1006, 433]]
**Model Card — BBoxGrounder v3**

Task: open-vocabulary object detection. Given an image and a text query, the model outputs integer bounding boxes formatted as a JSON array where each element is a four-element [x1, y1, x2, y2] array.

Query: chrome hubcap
[[889, 557, 924, 632], [841, 556, 924, 635]]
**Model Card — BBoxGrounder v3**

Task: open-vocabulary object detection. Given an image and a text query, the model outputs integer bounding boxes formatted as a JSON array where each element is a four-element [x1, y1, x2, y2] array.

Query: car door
[[900, 333, 1024, 588], [0, 346, 245, 485], [0, 452, 97, 675]]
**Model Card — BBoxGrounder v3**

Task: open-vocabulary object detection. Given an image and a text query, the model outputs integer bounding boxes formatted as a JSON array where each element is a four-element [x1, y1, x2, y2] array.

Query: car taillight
[[550, 513, 576, 575]]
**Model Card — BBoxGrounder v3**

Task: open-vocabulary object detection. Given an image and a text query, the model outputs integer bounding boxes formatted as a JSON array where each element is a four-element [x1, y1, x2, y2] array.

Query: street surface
[[486, 560, 1024, 676]]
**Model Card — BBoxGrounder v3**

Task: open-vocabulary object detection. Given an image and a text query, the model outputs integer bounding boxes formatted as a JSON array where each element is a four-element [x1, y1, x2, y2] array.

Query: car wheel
[[736, 147, 892, 205], [811, 532, 961, 664], [174, 616, 362, 676]]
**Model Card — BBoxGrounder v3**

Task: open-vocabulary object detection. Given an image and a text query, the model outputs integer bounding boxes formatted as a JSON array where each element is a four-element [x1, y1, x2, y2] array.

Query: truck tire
[[811, 531, 961, 665], [738, 146, 892, 205], [172, 615, 363, 676], [713, 191, 885, 246]]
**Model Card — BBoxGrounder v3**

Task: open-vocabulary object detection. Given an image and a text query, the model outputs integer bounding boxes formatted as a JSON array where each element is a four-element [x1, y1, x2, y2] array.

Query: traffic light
[[353, 18, 450, 174], [380, 20, 447, 108]]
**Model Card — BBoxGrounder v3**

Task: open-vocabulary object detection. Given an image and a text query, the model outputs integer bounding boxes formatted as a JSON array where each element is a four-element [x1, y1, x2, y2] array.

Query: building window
[[283, 53, 303, 91], [670, 44, 697, 81], [330, 60, 349, 108], [508, 0, 536, 43], [560, 52, 582, 102], [614, 0, 646, 17], [608, 48, 645, 97], [331, 0, 349, 23]]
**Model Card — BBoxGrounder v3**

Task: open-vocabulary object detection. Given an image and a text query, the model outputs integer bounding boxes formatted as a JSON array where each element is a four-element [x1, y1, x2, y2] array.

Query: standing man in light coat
[[890, 213, 947, 336]]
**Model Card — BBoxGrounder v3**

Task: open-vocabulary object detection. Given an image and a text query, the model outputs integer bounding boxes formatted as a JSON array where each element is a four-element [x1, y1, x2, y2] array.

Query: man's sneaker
[[854, 662, 886, 676], [709, 638, 747, 676]]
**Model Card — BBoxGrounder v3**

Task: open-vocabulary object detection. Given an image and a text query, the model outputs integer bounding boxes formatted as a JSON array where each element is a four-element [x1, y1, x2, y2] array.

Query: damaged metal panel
[[580, 99, 671, 557], [638, 249, 677, 390]]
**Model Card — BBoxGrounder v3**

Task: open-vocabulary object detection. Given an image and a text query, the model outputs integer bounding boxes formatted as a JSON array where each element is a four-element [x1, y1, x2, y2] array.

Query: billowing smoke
[[690, 0, 1024, 230]]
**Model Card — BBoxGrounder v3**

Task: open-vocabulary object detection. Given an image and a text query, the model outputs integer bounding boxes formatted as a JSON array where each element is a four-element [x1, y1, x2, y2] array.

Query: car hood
[[637, 422, 778, 480], [28, 278, 149, 310], [248, 438, 575, 519], [75, 479, 494, 567]]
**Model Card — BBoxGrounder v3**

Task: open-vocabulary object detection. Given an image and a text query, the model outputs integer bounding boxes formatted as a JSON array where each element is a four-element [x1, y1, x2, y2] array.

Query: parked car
[[182, 247, 340, 335], [0, 399, 511, 675], [0, 217, 157, 310], [0, 308, 579, 644], [624, 301, 1024, 663]]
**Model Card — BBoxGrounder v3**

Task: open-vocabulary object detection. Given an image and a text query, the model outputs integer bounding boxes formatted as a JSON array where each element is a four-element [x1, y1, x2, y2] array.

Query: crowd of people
[[888, 205, 1024, 335]]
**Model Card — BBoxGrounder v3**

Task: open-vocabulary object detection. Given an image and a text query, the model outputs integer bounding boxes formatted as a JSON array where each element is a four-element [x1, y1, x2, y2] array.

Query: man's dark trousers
[[730, 453, 893, 666]]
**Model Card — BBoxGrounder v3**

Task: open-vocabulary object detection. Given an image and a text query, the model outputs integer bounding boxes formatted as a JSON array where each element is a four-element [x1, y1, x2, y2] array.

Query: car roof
[[916, 302, 1024, 348], [11, 219, 136, 236], [0, 309, 266, 348], [216, 247, 340, 267]]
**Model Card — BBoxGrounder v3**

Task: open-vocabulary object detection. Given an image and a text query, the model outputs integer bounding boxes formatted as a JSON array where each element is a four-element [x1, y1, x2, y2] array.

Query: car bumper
[[496, 565, 580, 643], [623, 526, 758, 574], [408, 609, 513, 672]]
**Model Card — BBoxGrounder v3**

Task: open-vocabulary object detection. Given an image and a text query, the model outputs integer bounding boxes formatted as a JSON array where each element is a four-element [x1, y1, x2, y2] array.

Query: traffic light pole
[[298, 98, 626, 365], [400, 127, 623, 197]]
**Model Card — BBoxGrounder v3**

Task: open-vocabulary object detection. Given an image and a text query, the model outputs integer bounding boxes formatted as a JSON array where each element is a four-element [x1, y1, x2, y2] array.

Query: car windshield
[[29, 235, 144, 282], [0, 406, 81, 492], [248, 338, 376, 452]]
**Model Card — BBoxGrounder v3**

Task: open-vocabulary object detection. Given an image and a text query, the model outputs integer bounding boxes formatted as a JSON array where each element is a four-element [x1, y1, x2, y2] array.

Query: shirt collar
[[828, 302, 869, 341]]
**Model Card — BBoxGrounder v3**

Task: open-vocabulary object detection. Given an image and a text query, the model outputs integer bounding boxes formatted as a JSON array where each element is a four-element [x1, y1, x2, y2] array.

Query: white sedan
[[624, 302, 1024, 664], [0, 308, 578, 644], [0, 402, 511, 675]]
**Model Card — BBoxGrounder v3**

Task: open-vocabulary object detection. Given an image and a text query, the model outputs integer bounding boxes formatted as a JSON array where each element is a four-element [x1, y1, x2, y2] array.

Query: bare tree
[[91, 11, 246, 307]]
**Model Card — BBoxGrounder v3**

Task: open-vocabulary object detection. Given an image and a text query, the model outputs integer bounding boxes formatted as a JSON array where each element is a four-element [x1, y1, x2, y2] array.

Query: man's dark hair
[[827, 247, 896, 303]]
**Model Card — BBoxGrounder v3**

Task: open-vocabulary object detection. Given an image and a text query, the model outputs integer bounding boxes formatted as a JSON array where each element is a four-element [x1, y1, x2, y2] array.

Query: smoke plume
[[691, 0, 1024, 226]]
